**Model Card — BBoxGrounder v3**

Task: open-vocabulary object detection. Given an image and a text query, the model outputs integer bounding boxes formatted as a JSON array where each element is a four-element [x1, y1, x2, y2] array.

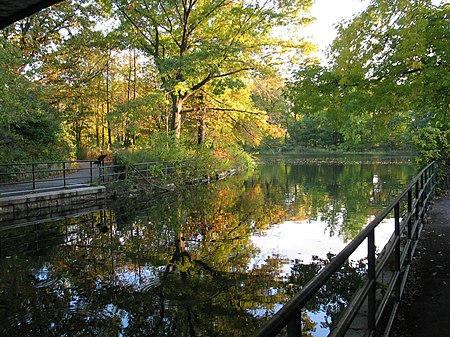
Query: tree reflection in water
[[164, 233, 216, 279], [0, 156, 415, 336]]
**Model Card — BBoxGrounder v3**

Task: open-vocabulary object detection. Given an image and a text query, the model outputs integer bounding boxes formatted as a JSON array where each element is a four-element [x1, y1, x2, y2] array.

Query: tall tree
[[107, 0, 314, 139], [330, 0, 449, 165], [0, 37, 69, 162], [1, 0, 109, 158], [1, 0, 101, 72], [286, 0, 448, 153]]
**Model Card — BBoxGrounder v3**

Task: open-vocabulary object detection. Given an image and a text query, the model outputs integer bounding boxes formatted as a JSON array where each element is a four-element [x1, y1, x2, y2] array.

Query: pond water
[[0, 154, 417, 336]]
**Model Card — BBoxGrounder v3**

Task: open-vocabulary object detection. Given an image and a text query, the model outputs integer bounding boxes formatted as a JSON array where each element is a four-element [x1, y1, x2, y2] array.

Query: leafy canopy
[[285, 0, 449, 153]]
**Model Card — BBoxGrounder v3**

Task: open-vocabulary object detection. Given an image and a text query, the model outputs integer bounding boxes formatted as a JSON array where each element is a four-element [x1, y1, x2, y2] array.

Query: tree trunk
[[75, 121, 83, 159], [198, 110, 206, 145], [95, 113, 100, 148], [106, 51, 112, 147], [101, 104, 105, 148], [171, 95, 183, 139], [107, 120, 112, 146]]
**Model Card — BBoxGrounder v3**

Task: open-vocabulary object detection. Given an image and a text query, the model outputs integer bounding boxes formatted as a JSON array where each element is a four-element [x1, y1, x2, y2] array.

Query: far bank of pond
[[0, 154, 417, 336]]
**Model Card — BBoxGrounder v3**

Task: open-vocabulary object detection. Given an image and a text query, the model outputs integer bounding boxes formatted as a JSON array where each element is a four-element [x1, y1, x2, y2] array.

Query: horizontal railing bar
[[329, 280, 374, 337], [383, 301, 400, 337], [0, 180, 34, 186], [329, 279, 374, 337], [1, 165, 94, 176], [411, 218, 420, 235], [2, 174, 91, 185], [375, 235, 398, 278], [400, 242, 411, 269], [375, 270, 400, 326], [0, 157, 205, 171], [0, 159, 96, 168], [400, 264, 412, 299], [400, 213, 412, 232], [411, 234, 420, 252], [0, 183, 91, 196]]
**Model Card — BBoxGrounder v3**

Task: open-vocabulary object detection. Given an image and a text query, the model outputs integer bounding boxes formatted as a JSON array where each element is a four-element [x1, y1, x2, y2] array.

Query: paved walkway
[[0, 162, 103, 196], [392, 196, 450, 336]]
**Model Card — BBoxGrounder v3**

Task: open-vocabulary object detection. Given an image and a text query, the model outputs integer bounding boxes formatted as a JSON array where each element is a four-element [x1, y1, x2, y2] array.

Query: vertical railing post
[[433, 163, 437, 187], [32, 163, 36, 190], [394, 203, 401, 301], [63, 161, 66, 188], [368, 230, 376, 334], [287, 313, 302, 337], [421, 173, 424, 191], [101, 160, 105, 183], [414, 180, 419, 240], [90, 160, 93, 185], [423, 169, 428, 185], [407, 189, 413, 263], [415, 179, 419, 200], [419, 173, 425, 226]]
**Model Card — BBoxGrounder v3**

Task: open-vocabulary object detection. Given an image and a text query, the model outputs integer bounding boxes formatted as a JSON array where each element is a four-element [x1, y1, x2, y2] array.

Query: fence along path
[[255, 162, 436, 337], [0, 160, 104, 197], [0, 157, 229, 197]]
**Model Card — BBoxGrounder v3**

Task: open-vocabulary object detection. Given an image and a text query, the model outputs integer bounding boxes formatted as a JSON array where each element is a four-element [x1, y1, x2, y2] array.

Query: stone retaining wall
[[0, 186, 106, 224]]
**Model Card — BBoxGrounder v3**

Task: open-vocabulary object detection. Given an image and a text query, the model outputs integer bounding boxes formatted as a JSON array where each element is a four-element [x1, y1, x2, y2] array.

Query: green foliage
[[1, 0, 102, 60], [330, 0, 449, 152], [288, 114, 343, 149], [116, 133, 194, 164], [285, 0, 449, 164], [112, 132, 254, 189], [105, 0, 314, 138], [413, 124, 450, 190], [0, 37, 72, 163]]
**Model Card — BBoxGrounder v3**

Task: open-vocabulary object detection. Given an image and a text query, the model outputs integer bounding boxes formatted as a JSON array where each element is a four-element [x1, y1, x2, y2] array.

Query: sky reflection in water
[[0, 155, 416, 336]]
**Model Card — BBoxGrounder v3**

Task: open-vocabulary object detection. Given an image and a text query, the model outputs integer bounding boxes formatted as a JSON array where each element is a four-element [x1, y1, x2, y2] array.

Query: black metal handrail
[[255, 161, 437, 337], [0, 160, 101, 196], [98, 157, 223, 187], [0, 157, 215, 196]]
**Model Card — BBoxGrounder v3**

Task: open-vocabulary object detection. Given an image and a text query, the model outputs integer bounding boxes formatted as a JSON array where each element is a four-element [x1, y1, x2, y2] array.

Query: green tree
[[1, 0, 108, 160], [331, 0, 448, 147], [1, 0, 102, 72], [286, 1, 448, 154], [250, 71, 290, 150], [0, 37, 70, 162], [106, 0, 314, 140]]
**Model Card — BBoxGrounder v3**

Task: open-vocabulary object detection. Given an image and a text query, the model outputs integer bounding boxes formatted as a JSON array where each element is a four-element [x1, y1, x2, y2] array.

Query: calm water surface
[[0, 155, 416, 336]]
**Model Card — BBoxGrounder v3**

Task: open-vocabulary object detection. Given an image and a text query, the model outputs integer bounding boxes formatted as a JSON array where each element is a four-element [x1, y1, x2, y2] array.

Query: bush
[[111, 132, 254, 187]]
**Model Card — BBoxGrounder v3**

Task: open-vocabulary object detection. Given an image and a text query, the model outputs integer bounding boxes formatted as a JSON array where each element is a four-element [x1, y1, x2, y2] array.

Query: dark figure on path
[[95, 154, 107, 167]]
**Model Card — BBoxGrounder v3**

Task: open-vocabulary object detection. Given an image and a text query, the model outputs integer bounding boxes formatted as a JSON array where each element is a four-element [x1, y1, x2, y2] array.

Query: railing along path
[[255, 162, 436, 337], [0, 157, 216, 197]]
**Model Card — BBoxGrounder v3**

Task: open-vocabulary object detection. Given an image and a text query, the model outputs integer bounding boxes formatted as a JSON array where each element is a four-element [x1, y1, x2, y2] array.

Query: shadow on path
[[392, 196, 450, 336]]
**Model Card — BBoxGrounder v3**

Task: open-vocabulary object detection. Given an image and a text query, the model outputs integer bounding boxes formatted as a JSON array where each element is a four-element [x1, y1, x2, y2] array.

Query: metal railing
[[97, 157, 231, 189], [0, 157, 221, 196], [255, 161, 437, 337], [0, 160, 103, 196]]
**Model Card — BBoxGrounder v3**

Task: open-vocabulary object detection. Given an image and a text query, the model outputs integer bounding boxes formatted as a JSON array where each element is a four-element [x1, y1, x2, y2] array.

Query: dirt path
[[392, 196, 450, 336]]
